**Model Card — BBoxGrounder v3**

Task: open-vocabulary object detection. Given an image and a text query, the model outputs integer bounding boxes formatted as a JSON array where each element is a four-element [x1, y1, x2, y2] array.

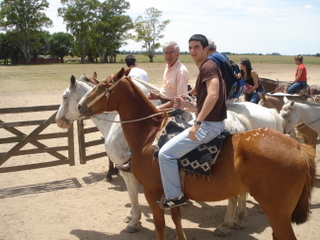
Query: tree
[[0, 0, 53, 64], [132, 7, 170, 62], [48, 32, 73, 63], [31, 30, 51, 59], [93, 0, 132, 63], [58, 0, 100, 63], [59, 0, 132, 63]]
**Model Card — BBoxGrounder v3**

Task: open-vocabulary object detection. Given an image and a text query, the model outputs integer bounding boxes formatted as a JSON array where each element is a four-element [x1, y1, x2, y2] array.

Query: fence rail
[[0, 105, 106, 173]]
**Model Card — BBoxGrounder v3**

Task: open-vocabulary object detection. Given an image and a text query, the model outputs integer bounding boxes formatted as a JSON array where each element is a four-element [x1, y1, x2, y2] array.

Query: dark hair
[[294, 54, 303, 63], [189, 34, 208, 48], [125, 55, 136, 67], [240, 58, 253, 79]]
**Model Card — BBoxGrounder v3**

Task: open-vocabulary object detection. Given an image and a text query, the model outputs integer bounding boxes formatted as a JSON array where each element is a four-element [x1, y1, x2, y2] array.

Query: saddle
[[153, 116, 230, 176]]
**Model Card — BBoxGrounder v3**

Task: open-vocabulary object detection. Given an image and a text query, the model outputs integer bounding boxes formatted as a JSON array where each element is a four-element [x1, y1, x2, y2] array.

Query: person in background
[[286, 54, 308, 94], [239, 58, 265, 103], [147, 41, 189, 110], [207, 39, 242, 99], [157, 34, 227, 208], [117, 47, 189, 172], [208, 39, 228, 69], [125, 55, 149, 82]]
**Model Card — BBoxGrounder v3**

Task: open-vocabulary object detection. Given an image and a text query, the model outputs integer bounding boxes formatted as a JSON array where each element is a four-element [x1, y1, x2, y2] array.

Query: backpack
[[209, 54, 242, 99]]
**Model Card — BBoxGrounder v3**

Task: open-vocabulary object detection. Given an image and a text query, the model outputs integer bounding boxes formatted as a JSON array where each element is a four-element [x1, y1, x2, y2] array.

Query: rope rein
[[92, 108, 177, 124]]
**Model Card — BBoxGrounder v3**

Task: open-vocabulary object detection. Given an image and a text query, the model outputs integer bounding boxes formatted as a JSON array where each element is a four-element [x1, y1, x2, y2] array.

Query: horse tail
[[291, 144, 316, 224]]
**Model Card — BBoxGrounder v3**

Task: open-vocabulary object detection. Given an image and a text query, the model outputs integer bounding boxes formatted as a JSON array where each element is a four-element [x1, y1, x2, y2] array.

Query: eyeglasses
[[164, 51, 176, 55]]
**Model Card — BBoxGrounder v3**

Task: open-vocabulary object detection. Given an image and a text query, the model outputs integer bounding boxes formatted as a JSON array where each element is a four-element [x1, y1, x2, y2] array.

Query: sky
[[44, 0, 320, 55]]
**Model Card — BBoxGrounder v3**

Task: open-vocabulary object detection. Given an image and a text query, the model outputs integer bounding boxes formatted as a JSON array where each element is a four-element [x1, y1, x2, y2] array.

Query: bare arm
[[248, 70, 259, 93], [189, 77, 219, 140]]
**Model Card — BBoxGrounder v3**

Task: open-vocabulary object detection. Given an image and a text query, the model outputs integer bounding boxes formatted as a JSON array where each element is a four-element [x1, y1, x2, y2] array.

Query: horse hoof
[[231, 223, 244, 230], [212, 228, 228, 236], [124, 224, 140, 233], [105, 174, 112, 182], [123, 216, 131, 223]]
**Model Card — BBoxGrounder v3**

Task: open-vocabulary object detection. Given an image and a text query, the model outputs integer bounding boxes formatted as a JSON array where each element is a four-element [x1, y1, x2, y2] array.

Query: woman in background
[[239, 58, 265, 103], [286, 54, 307, 94]]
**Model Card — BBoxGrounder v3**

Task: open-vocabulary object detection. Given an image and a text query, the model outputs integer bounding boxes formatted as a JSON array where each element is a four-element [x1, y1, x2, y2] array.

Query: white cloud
[[304, 4, 314, 9]]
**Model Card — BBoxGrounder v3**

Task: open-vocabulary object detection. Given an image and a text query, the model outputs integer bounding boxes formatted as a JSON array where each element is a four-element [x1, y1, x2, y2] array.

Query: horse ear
[[283, 96, 289, 103], [93, 72, 97, 79], [124, 67, 132, 76], [290, 100, 295, 106], [258, 92, 265, 100], [114, 68, 125, 80], [70, 75, 76, 88]]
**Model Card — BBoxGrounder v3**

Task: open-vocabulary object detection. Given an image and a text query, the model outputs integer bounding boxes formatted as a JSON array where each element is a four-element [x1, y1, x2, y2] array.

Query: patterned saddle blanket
[[153, 116, 230, 176]]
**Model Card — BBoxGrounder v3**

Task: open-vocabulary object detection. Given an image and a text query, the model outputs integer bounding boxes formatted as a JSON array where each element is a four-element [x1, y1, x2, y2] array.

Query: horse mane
[[131, 77, 160, 92], [267, 108, 284, 132], [77, 74, 97, 88], [122, 76, 160, 113]]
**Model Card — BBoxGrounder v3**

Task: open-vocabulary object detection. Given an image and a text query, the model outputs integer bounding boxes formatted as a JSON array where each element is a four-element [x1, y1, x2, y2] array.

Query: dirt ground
[[0, 63, 319, 240]]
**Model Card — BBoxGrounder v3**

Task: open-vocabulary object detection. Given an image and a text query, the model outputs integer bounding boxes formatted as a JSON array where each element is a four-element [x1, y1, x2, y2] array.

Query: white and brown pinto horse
[[78, 68, 316, 240]]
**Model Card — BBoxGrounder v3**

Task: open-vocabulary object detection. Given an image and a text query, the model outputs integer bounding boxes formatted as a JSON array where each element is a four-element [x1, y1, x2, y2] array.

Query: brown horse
[[78, 68, 316, 240], [258, 93, 318, 150], [260, 77, 287, 93]]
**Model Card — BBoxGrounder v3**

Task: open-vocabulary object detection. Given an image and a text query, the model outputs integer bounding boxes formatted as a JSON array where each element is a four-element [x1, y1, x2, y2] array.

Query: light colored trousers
[[158, 120, 225, 199]]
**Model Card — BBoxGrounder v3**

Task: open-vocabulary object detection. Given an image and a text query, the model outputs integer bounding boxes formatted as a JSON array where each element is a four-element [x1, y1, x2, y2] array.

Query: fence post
[[77, 119, 86, 164]]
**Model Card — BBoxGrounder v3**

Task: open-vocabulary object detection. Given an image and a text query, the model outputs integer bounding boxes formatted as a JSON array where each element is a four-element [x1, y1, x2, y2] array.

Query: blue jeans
[[158, 121, 225, 199], [245, 89, 265, 103], [287, 81, 307, 94]]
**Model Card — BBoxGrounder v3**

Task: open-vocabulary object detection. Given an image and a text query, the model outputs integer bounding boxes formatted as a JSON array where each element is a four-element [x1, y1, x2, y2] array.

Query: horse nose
[[78, 103, 87, 115]]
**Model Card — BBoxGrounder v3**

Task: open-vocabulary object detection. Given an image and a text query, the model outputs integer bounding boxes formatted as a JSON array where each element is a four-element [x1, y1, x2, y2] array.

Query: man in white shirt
[[147, 41, 189, 110], [125, 55, 149, 82]]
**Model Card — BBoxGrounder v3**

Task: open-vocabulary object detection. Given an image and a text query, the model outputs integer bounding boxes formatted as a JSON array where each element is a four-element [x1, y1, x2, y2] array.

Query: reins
[[92, 108, 177, 124], [86, 76, 180, 124]]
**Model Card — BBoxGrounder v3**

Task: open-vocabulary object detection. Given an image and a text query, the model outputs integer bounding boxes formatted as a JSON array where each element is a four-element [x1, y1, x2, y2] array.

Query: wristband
[[194, 120, 202, 125]]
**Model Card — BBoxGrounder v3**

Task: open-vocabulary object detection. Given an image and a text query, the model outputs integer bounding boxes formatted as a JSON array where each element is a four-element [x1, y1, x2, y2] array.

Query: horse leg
[[170, 208, 187, 240], [266, 213, 297, 240], [213, 196, 238, 236], [120, 172, 141, 233], [143, 189, 167, 240], [105, 158, 119, 182], [233, 192, 248, 229]]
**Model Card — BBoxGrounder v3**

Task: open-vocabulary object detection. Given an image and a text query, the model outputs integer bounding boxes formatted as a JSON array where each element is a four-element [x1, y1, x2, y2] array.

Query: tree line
[[0, 0, 170, 64]]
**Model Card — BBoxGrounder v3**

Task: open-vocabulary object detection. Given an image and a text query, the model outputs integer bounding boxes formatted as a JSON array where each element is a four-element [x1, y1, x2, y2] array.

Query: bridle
[[85, 76, 175, 124]]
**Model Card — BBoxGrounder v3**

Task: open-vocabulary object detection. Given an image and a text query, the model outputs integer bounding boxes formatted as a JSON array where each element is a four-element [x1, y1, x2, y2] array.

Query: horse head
[[78, 68, 127, 117], [258, 93, 284, 112], [55, 73, 98, 129], [279, 97, 297, 133]]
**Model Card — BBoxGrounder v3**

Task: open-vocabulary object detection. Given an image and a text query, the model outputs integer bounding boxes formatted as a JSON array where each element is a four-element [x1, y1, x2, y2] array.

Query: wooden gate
[[0, 105, 107, 173]]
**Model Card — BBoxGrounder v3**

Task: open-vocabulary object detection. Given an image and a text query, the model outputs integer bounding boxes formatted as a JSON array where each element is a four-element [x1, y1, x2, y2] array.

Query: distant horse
[[280, 97, 320, 136], [78, 68, 316, 240], [258, 93, 318, 149], [259, 77, 320, 97], [259, 77, 287, 93]]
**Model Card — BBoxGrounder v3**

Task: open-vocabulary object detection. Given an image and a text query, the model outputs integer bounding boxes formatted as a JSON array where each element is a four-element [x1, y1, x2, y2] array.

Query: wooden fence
[[0, 105, 106, 173]]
